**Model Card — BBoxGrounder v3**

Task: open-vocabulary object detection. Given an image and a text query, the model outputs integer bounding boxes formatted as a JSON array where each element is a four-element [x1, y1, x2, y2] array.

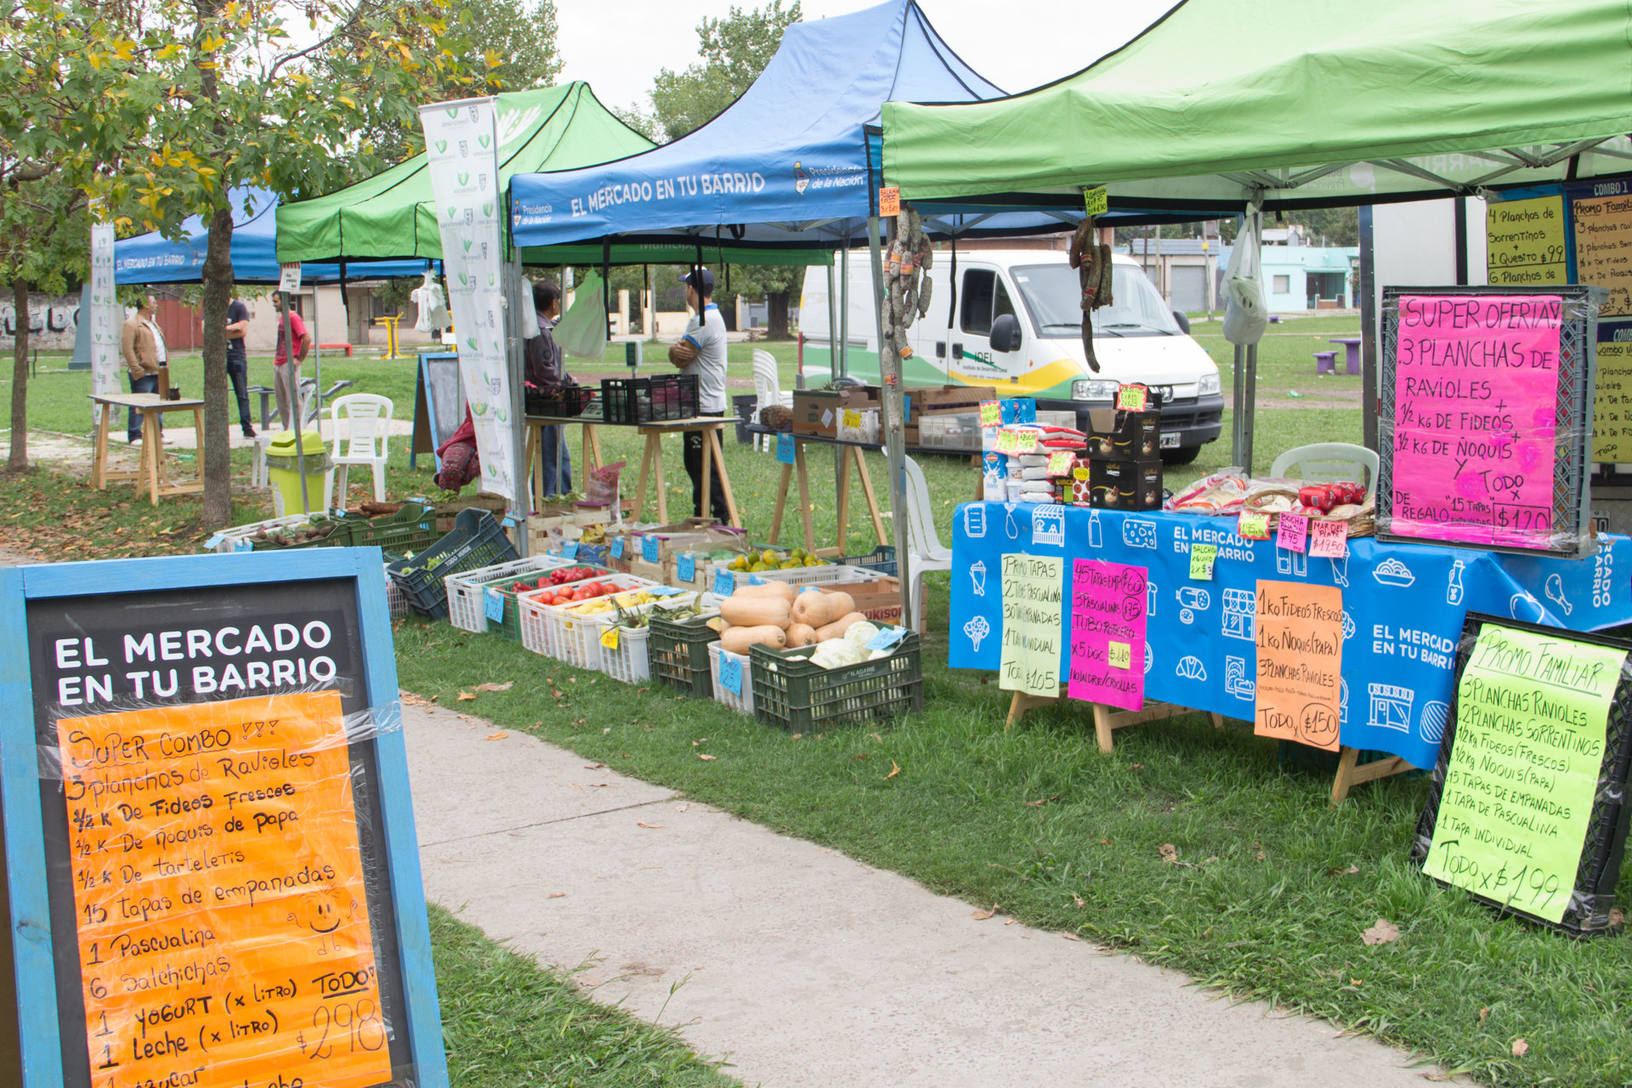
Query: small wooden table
[[523, 413, 740, 528], [89, 393, 206, 505]]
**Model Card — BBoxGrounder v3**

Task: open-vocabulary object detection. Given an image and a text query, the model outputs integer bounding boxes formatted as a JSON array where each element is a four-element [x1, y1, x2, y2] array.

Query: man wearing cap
[[672, 267, 729, 521]]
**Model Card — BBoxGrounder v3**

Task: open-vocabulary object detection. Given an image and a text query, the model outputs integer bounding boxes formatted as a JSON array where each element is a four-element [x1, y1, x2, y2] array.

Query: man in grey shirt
[[676, 268, 729, 520]]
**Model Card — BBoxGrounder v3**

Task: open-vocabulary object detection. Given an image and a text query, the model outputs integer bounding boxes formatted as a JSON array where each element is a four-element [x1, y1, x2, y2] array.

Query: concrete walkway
[[404, 704, 1461, 1088]]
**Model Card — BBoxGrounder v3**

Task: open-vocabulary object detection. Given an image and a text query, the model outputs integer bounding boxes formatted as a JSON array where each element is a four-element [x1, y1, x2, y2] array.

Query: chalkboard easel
[[411, 351, 465, 470], [0, 550, 450, 1087]]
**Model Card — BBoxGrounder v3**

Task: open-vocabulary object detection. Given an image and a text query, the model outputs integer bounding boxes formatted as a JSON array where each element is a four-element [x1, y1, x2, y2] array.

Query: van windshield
[[1011, 263, 1183, 338]]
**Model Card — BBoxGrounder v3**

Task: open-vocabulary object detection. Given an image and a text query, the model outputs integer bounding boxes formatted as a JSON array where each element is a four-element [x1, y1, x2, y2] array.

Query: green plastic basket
[[647, 611, 719, 698], [351, 502, 438, 558], [748, 633, 923, 731]]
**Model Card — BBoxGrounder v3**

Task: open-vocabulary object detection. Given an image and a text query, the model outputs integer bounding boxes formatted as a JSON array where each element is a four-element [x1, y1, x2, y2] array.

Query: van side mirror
[[990, 313, 1023, 353], [1171, 310, 1191, 334]]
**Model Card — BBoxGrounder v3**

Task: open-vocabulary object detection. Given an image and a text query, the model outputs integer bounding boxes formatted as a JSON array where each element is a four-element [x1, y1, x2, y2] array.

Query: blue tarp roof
[[509, 0, 1087, 250], [115, 187, 431, 285]]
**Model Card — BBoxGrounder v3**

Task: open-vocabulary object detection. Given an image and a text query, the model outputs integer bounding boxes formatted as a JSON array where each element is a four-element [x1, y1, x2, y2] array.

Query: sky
[[555, 0, 1177, 116]]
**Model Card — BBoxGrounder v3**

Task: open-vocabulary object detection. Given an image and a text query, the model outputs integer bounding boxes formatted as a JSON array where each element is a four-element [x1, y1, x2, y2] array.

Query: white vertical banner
[[88, 220, 121, 426], [419, 97, 515, 502]]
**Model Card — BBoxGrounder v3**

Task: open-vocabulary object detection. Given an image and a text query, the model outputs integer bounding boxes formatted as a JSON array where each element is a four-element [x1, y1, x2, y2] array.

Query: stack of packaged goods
[[1067, 387, 1165, 511]]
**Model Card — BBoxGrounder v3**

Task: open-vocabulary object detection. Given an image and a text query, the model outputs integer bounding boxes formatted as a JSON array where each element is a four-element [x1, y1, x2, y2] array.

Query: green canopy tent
[[880, 0, 1632, 465]]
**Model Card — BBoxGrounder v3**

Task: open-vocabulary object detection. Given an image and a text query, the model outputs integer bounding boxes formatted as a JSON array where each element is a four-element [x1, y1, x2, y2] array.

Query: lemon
[[760, 549, 779, 565]]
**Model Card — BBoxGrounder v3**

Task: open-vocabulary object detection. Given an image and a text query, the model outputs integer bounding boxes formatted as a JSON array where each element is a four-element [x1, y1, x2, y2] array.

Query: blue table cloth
[[950, 503, 1631, 769]]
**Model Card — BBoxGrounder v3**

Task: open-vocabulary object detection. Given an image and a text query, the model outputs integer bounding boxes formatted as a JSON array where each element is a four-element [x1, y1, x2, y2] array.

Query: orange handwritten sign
[[58, 691, 390, 1088], [1253, 581, 1344, 751]]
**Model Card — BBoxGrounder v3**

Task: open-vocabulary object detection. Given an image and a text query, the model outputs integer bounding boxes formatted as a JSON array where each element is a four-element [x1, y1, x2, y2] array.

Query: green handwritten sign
[[1422, 623, 1626, 923], [1116, 384, 1148, 411], [999, 554, 1064, 698], [1189, 544, 1217, 581], [979, 400, 1001, 427]]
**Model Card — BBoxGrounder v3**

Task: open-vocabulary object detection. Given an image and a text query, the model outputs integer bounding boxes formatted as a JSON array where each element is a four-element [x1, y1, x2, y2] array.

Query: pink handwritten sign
[[1066, 559, 1147, 711], [1390, 294, 1562, 548], [1309, 519, 1349, 558], [1277, 513, 1309, 553]]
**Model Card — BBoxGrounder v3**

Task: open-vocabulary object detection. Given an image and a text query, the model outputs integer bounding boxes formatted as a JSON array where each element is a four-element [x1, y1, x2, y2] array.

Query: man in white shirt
[[674, 268, 729, 521]]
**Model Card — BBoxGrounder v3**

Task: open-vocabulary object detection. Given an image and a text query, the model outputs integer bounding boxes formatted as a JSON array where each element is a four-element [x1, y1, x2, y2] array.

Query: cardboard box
[[828, 576, 902, 625], [793, 390, 841, 436], [1077, 457, 1163, 510], [1083, 407, 1161, 460]]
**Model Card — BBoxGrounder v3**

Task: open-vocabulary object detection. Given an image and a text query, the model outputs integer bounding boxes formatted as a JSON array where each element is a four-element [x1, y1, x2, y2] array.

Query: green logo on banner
[[457, 172, 470, 186], [462, 239, 473, 252], [472, 401, 487, 416], [478, 134, 491, 148], [447, 206, 458, 219], [458, 273, 470, 286], [482, 202, 493, 217], [435, 139, 447, 153], [466, 336, 478, 350], [446, 106, 460, 118]]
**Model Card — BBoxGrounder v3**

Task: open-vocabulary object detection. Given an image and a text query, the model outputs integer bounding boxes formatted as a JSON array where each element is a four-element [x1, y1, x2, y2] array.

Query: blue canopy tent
[[114, 186, 431, 285]]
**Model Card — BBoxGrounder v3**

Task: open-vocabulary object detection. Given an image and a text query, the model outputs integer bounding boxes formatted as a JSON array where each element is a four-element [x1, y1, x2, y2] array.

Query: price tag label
[[278, 262, 302, 293], [1082, 185, 1109, 216], [1309, 519, 1350, 558], [776, 432, 796, 464], [979, 400, 1001, 427], [1046, 451, 1075, 475], [1237, 512, 1272, 540], [611, 535, 625, 559], [1015, 431, 1039, 454], [204, 533, 224, 551], [865, 625, 907, 651], [648, 585, 684, 597], [713, 568, 736, 596], [878, 185, 901, 217], [677, 554, 696, 582], [719, 651, 744, 695], [1107, 640, 1131, 670], [600, 627, 621, 651], [1117, 384, 1149, 411], [484, 587, 505, 622], [1189, 544, 1217, 580], [1276, 513, 1310, 553], [641, 535, 659, 562], [842, 409, 862, 430], [232, 538, 253, 553], [996, 431, 1019, 454], [561, 541, 579, 559]]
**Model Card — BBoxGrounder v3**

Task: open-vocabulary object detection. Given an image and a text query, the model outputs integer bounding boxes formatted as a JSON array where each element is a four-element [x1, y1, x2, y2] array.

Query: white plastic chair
[[901, 456, 953, 632], [329, 393, 394, 503], [752, 349, 792, 452], [1269, 442, 1380, 502]]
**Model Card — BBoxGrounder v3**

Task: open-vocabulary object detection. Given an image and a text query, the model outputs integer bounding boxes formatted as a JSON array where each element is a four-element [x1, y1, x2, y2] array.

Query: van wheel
[[1161, 446, 1201, 466]]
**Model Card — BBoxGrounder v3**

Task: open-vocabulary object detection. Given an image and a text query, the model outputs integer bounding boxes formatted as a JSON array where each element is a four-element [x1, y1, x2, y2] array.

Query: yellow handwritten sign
[[1107, 641, 1131, 670], [1573, 193, 1632, 316], [600, 627, 621, 651], [999, 554, 1064, 697], [1485, 195, 1567, 287], [58, 692, 390, 1088], [842, 409, 862, 430], [1253, 582, 1343, 751], [1082, 186, 1108, 217]]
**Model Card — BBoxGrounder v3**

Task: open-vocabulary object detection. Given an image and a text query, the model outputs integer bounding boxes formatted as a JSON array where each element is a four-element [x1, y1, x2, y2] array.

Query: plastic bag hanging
[[554, 270, 609, 359], [1223, 202, 1269, 346]]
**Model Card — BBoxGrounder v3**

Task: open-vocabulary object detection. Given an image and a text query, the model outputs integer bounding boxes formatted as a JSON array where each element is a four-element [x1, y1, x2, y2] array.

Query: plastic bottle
[[1447, 559, 1465, 606]]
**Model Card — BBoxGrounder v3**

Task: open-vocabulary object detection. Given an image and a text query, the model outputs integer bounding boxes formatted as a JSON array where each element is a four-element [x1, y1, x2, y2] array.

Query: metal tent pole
[[839, 245, 851, 380], [825, 259, 838, 388]]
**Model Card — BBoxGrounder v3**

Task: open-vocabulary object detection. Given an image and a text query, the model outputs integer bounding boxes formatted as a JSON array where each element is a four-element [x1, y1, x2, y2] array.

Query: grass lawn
[[8, 320, 1632, 1087]]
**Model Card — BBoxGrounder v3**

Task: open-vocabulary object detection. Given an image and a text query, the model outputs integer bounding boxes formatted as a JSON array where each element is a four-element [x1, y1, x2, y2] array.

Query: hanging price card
[[979, 401, 1002, 427], [777, 432, 796, 464], [1015, 431, 1039, 454], [484, 587, 505, 622], [561, 541, 579, 559], [719, 652, 744, 695], [642, 534, 659, 562], [1309, 519, 1350, 558], [677, 554, 696, 582], [1082, 186, 1109, 216], [878, 185, 901, 217], [1189, 544, 1217, 580], [1117, 384, 1149, 411], [713, 568, 736, 596], [600, 627, 621, 651], [1276, 513, 1310, 553], [842, 409, 862, 430], [611, 535, 625, 559], [1237, 512, 1272, 540]]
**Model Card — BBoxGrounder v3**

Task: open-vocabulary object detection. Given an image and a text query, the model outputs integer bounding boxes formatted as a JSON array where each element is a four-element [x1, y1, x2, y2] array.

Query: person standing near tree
[[271, 292, 310, 430], [224, 296, 256, 438], [119, 295, 162, 443], [672, 267, 728, 521]]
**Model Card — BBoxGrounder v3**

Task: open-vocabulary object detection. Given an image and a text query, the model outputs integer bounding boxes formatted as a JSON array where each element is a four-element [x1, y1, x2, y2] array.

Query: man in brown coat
[[119, 295, 162, 442]]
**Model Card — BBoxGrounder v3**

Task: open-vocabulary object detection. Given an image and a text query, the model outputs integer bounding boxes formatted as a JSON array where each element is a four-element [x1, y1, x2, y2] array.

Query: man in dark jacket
[[524, 279, 571, 496]]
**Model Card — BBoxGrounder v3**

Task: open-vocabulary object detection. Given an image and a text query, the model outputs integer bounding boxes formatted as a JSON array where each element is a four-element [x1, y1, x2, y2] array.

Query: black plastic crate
[[387, 508, 518, 619], [602, 374, 699, 424], [647, 611, 719, 697], [749, 633, 923, 731], [525, 384, 595, 417], [836, 546, 898, 577]]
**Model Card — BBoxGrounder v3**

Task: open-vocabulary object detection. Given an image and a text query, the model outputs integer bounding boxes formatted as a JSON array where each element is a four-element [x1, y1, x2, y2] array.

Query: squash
[[720, 624, 787, 655], [824, 591, 855, 619], [791, 590, 834, 628], [721, 594, 792, 628], [815, 611, 866, 642], [785, 622, 817, 648], [732, 581, 795, 603]]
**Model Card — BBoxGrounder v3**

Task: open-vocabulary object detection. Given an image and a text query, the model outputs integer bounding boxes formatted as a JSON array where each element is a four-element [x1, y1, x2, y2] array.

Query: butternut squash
[[815, 611, 866, 642], [732, 581, 795, 603], [721, 594, 792, 628], [785, 622, 817, 648], [720, 624, 787, 655], [791, 590, 833, 627], [824, 591, 855, 619]]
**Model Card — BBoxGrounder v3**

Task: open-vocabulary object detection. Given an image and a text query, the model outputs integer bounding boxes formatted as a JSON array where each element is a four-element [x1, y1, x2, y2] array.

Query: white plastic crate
[[601, 625, 653, 684], [713, 563, 890, 594], [547, 582, 664, 669], [517, 575, 657, 660], [382, 562, 406, 621], [445, 556, 575, 634], [707, 642, 755, 716], [205, 514, 320, 553]]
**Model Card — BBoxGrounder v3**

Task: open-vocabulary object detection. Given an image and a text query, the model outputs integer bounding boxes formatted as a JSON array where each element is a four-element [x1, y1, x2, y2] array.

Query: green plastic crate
[[351, 502, 438, 558], [647, 611, 720, 698], [748, 633, 923, 731]]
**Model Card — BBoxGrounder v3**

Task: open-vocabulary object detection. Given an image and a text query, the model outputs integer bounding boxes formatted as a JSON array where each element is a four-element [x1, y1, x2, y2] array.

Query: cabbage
[[811, 640, 865, 669], [843, 621, 881, 648]]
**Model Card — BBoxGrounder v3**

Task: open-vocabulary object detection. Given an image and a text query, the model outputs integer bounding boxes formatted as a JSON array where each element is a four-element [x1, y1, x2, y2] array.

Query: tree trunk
[[766, 291, 791, 341], [199, 205, 234, 528], [7, 279, 28, 472]]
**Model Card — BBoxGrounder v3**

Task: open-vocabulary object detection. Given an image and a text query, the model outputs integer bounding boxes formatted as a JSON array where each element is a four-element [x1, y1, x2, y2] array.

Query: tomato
[[581, 582, 601, 596]]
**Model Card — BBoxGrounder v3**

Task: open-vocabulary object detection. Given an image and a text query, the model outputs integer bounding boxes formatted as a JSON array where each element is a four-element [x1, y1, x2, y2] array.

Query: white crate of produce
[[707, 642, 755, 716], [547, 583, 666, 670], [444, 556, 577, 634], [600, 624, 654, 684], [206, 514, 319, 553], [518, 576, 657, 661], [380, 562, 406, 621]]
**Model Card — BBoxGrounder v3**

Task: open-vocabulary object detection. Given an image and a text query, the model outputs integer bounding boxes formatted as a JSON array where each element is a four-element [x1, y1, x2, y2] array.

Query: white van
[[799, 250, 1224, 463]]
